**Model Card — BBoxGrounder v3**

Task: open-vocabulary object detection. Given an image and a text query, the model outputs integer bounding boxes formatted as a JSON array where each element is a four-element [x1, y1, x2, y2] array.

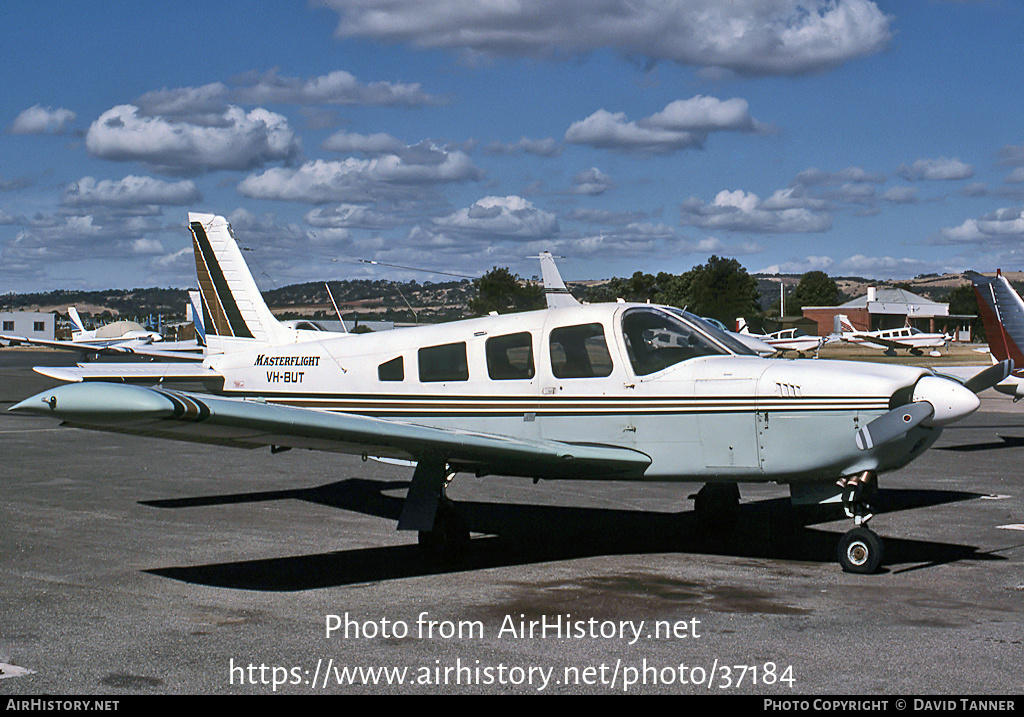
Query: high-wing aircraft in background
[[10, 213, 1014, 574], [970, 270, 1024, 400], [832, 314, 949, 357]]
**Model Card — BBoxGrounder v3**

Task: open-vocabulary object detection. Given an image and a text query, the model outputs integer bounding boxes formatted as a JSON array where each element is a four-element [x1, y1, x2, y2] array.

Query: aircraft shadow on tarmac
[[141, 479, 1002, 591], [937, 434, 1024, 453]]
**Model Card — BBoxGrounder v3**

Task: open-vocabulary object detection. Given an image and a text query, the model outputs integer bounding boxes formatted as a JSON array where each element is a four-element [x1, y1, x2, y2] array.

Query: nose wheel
[[837, 526, 883, 574], [836, 471, 884, 573]]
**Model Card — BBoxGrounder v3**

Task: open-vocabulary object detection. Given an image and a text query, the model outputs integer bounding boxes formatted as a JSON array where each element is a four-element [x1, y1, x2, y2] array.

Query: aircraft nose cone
[[911, 375, 980, 426]]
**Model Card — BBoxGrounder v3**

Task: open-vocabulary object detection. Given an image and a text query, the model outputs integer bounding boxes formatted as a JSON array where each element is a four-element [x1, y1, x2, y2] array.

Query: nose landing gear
[[836, 471, 883, 574]]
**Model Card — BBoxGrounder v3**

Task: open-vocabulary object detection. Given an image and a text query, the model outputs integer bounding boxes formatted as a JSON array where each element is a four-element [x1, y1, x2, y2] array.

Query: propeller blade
[[856, 402, 934, 451], [963, 359, 1014, 395]]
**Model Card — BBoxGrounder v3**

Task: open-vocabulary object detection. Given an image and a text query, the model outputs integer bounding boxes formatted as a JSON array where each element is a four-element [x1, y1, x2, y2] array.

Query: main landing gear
[[691, 482, 740, 527], [398, 454, 470, 553], [835, 471, 883, 574]]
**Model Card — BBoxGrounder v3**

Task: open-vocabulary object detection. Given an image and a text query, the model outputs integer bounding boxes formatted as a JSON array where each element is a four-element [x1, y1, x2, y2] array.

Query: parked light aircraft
[[832, 314, 948, 357], [0, 306, 203, 360], [736, 318, 826, 357], [10, 214, 1014, 574], [970, 271, 1024, 400]]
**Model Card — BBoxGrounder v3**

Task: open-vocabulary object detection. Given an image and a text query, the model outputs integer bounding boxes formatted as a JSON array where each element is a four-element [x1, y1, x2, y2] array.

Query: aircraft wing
[[847, 334, 911, 351], [10, 383, 653, 480], [1, 334, 204, 361]]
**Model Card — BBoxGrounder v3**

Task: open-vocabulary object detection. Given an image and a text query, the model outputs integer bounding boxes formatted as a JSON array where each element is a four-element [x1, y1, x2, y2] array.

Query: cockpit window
[[549, 323, 614, 378], [621, 308, 732, 375], [486, 332, 535, 380], [662, 307, 756, 356]]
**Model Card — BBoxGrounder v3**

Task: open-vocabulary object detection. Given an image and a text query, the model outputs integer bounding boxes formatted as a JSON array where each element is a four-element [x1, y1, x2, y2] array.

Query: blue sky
[[3, 1, 1024, 293]]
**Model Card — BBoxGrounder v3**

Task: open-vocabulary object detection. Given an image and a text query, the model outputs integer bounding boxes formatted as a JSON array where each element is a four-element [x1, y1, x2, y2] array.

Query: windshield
[[622, 307, 736, 376], [661, 307, 757, 356]]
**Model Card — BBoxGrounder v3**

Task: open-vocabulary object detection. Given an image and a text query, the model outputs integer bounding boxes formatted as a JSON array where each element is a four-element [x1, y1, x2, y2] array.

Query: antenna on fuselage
[[324, 282, 348, 333]]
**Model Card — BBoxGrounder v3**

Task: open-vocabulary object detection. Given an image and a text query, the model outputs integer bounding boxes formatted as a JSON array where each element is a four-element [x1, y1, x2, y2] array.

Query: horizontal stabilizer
[[33, 363, 221, 385]]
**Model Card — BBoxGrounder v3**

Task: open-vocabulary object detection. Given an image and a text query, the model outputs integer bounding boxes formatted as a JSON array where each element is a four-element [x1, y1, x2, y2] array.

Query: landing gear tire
[[837, 526, 883, 574], [692, 482, 740, 528], [417, 501, 470, 554]]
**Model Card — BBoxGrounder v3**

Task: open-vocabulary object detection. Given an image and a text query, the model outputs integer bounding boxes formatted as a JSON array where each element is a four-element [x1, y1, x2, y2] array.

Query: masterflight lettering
[[254, 354, 321, 367]]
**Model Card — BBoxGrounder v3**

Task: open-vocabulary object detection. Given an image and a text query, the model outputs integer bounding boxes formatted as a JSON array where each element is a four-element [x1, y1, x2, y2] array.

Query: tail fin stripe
[[191, 221, 254, 339]]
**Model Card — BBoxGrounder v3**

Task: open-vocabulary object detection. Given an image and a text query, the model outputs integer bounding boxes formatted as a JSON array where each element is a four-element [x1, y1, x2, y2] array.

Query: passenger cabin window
[[3, 321, 13, 331], [621, 308, 729, 376], [419, 342, 469, 382], [549, 323, 613, 378], [378, 356, 404, 381], [486, 332, 534, 380]]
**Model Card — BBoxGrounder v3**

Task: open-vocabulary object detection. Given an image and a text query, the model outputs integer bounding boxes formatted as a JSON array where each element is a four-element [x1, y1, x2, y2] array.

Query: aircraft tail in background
[[971, 271, 1024, 368], [538, 252, 580, 309]]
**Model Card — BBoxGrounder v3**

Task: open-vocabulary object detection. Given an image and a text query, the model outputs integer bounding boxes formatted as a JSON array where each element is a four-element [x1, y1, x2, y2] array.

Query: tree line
[[471, 256, 846, 326]]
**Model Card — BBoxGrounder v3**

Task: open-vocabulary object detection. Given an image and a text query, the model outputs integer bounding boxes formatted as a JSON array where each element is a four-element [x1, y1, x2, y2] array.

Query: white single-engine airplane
[[0, 306, 188, 359], [10, 214, 1013, 574], [832, 314, 949, 357], [736, 319, 826, 357]]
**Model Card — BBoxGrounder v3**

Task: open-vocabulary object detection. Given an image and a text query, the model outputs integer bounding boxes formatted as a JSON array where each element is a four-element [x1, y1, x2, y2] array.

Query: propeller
[[962, 359, 1013, 395], [855, 402, 934, 451]]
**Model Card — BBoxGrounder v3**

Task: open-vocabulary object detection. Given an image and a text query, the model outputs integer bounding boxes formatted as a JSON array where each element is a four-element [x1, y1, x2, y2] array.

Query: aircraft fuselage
[[205, 303, 945, 484]]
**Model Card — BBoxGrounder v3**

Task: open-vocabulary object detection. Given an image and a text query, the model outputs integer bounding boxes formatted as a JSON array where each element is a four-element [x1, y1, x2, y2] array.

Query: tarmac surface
[[0, 347, 1022, 695]]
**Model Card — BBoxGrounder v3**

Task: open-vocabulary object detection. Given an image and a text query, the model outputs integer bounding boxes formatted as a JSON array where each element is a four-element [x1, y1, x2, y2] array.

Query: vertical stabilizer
[[539, 252, 579, 308], [68, 307, 86, 335], [189, 213, 291, 354], [187, 290, 206, 347]]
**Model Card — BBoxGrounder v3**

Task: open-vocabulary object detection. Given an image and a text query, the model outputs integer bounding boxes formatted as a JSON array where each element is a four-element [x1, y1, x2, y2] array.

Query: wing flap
[[10, 383, 651, 479]]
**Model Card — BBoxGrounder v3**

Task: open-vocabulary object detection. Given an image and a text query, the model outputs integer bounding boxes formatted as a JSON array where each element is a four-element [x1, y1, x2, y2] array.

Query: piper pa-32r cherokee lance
[[11, 214, 1012, 574]]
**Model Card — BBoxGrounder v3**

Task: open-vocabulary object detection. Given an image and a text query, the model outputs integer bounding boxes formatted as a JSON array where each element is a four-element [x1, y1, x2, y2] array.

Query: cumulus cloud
[[838, 254, 937, 277], [796, 166, 886, 185], [238, 147, 481, 203], [644, 96, 760, 132], [432, 196, 559, 240], [317, 0, 892, 75], [680, 189, 832, 233], [323, 131, 406, 155], [61, 175, 201, 208], [882, 186, 918, 204], [134, 70, 439, 121], [485, 137, 561, 157], [897, 157, 974, 181], [86, 105, 300, 176], [306, 204, 399, 230], [941, 207, 1024, 244], [571, 167, 613, 196], [233, 69, 440, 107], [10, 105, 76, 134], [758, 255, 835, 275], [566, 95, 763, 153], [566, 109, 703, 153]]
